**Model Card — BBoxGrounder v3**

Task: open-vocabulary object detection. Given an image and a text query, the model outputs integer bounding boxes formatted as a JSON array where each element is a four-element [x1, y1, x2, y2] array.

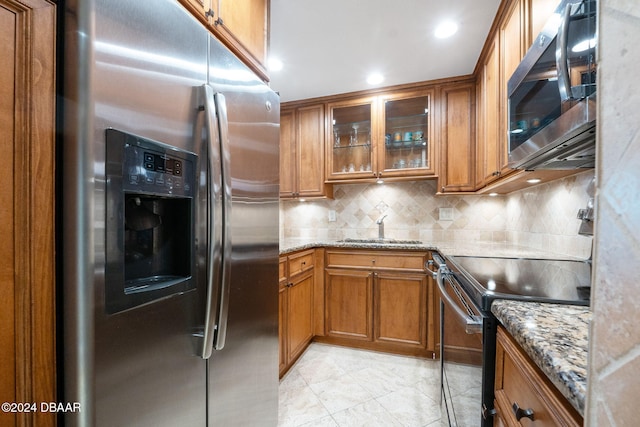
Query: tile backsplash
[[281, 170, 595, 258]]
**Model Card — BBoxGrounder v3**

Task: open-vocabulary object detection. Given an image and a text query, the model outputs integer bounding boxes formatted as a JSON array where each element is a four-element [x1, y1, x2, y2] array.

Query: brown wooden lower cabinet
[[279, 248, 436, 376], [325, 269, 373, 341], [279, 250, 315, 377], [319, 249, 435, 357], [374, 272, 428, 347], [494, 326, 583, 427]]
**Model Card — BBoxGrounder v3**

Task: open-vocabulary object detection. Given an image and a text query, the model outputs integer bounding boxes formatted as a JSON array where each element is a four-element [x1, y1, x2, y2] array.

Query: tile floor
[[278, 343, 443, 427]]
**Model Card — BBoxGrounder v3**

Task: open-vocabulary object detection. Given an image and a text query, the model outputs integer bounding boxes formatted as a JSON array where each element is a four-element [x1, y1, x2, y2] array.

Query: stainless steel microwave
[[507, 0, 597, 170]]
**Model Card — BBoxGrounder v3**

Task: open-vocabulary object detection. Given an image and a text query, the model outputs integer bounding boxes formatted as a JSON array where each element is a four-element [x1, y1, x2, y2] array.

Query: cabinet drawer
[[288, 249, 315, 277], [326, 250, 426, 271], [495, 327, 582, 426]]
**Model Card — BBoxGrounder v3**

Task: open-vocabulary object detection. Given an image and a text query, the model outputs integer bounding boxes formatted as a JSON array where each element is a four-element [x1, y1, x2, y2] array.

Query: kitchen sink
[[337, 238, 422, 245]]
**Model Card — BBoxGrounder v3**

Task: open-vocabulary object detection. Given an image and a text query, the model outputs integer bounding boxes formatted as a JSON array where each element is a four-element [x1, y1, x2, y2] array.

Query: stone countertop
[[491, 300, 590, 416], [279, 238, 588, 261]]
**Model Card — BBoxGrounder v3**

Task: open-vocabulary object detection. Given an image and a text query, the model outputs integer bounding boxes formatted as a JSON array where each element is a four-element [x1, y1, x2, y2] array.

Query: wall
[[587, 1, 640, 425], [281, 170, 594, 258]]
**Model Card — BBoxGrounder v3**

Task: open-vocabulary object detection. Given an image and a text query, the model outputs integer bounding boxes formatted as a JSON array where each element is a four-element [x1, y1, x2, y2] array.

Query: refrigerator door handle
[[199, 84, 224, 359], [212, 92, 232, 351]]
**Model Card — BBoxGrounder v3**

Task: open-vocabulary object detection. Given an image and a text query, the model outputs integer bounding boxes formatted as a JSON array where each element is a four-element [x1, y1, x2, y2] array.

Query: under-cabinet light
[[488, 192, 499, 197], [526, 178, 542, 184]]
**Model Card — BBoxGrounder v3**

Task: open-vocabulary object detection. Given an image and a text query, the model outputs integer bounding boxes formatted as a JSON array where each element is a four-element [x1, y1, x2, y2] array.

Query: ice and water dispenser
[[105, 129, 197, 313]]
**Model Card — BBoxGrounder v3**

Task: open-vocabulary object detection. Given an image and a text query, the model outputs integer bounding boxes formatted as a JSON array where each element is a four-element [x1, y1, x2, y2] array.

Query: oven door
[[437, 264, 496, 427]]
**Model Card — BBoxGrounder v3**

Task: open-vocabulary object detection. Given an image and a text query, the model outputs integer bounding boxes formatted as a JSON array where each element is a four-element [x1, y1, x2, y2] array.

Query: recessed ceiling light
[[367, 73, 384, 85], [526, 178, 542, 184], [268, 57, 283, 72], [434, 21, 458, 39]]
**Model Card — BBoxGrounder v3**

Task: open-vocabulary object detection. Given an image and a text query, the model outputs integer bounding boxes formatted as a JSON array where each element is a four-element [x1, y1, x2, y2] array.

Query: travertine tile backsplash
[[587, 1, 640, 424], [281, 170, 594, 258]]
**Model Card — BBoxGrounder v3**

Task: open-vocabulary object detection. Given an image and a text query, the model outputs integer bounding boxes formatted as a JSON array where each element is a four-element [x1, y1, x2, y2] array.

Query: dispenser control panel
[[106, 128, 196, 197]]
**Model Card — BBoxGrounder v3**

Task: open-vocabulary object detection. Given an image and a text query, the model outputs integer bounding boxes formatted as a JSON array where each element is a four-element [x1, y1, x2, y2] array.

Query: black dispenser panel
[[105, 129, 197, 314]]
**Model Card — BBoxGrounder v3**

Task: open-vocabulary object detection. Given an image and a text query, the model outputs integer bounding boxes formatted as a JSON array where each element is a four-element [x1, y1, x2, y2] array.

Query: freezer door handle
[[199, 85, 232, 358], [212, 92, 232, 351]]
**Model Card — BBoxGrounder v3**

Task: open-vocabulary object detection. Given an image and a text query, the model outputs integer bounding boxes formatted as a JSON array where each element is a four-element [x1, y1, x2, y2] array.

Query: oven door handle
[[437, 266, 483, 334]]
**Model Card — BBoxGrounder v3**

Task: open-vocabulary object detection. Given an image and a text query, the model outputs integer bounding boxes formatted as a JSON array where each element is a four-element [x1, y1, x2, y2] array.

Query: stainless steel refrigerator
[[62, 1, 280, 425]]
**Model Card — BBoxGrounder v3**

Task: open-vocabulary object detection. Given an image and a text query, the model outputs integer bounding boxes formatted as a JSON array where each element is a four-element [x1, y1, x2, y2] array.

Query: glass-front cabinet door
[[327, 98, 377, 180], [379, 91, 435, 177]]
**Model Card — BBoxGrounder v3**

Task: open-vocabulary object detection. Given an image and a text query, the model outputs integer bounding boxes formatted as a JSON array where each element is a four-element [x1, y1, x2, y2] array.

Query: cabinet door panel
[[530, 0, 560, 44], [217, 0, 267, 64], [478, 36, 501, 186], [297, 105, 326, 196], [288, 271, 314, 361], [327, 98, 376, 181], [278, 284, 287, 375], [374, 273, 427, 346], [438, 83, 476, 193], [325, 269, 372, 340], [279, 109, 296, 197]]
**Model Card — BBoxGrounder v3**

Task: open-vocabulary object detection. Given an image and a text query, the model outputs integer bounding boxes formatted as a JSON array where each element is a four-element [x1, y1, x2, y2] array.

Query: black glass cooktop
[[447, 256, 591, 310]]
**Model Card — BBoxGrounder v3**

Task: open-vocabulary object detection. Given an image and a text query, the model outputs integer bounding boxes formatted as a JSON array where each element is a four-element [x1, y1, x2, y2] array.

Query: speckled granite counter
[[279, 239, 586, 260], [491, 300, 590, 416]]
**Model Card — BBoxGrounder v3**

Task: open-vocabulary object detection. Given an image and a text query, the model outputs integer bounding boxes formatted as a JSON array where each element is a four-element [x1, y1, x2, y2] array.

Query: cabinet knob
[[512, 402, 534, 421], [205, 9, 215, 18]]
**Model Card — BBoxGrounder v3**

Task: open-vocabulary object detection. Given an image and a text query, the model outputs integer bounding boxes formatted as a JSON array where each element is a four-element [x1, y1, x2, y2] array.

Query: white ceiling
[[269, 0, 502, 103]]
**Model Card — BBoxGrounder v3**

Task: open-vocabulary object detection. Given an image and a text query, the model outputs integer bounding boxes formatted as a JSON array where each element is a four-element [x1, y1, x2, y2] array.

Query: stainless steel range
[[433, 253, 591, 427]]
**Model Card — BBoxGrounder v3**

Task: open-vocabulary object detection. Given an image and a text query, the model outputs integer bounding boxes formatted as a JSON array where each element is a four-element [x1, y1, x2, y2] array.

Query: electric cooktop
[[446, 255, 592, 311]]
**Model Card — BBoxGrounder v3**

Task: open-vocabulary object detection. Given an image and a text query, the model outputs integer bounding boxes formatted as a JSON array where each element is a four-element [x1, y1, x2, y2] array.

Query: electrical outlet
[[439, 207, 454, 221], [328, 210, 337, 222]]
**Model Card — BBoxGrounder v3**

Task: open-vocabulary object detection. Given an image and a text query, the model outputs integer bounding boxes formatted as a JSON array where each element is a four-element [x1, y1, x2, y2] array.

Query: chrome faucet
[[376, 214, 388, 239]]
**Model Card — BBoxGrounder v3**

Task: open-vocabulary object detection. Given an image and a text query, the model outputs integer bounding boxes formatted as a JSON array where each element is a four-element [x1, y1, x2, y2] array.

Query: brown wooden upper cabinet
[[437, 81, 476, 193], [280, 104, 332, 199], [476, 36, 502, 188], [178, 0, 269, 81], [327, 97, 377, 182], [326, 89, 436, 183]]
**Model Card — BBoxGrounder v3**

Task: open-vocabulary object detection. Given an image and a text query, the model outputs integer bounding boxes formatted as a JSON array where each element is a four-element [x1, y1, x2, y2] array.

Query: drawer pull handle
[[512, 402, 534, 421]]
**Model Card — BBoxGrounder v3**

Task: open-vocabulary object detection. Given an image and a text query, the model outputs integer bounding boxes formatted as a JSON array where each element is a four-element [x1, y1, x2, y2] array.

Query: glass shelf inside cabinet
[[384, 96, 429, 170], [332, 103, 373, 174]]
